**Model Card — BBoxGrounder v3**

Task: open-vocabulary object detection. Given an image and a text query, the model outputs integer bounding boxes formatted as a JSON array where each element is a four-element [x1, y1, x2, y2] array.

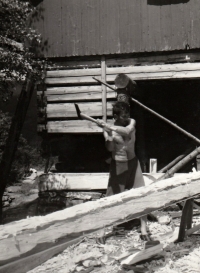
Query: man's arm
[[103, 130, 114, 151], [99, 119, 135, 137]]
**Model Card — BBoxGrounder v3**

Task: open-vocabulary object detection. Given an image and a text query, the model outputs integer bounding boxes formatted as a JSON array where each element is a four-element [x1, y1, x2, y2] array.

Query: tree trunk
[[0, 76, 35, 223]]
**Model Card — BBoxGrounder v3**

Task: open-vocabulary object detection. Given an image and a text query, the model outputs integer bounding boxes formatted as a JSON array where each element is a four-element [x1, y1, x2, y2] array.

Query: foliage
[[0, 111, 45, 184], [0, 0, 45, 101]]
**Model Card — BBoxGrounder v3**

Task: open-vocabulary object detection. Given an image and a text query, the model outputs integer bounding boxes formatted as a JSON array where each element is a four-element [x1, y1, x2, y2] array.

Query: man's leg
[[127, 159, 150, 240], [106, 160, 127, 196], [140, 215, 148, 234]]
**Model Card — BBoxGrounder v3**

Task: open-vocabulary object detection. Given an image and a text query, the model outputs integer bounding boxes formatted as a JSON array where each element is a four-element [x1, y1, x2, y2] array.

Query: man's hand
[[96, 119, 111, 131]]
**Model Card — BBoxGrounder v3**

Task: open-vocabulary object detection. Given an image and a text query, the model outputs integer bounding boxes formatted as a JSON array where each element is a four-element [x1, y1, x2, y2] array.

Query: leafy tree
[[0, 0, 46, 221], [0, 0, 44, 101], [0, 111, 45, 184]]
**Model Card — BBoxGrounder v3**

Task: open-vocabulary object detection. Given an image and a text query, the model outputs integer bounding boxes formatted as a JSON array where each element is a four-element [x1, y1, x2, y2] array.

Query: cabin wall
[[30, 0, 200, 58]]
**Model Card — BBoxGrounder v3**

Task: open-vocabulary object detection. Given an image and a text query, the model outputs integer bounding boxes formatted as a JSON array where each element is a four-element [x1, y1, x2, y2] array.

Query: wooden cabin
[[30, 0, 200, 173]]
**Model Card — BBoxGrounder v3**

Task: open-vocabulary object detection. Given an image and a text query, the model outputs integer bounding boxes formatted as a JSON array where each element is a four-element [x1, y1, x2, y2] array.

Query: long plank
[[46, 62, 200, 78], [45, 91, 115, 102], [45, 63, 200, 85], [0, 237, 84, 273], [45, 75, 112, 85], [46, 119, 113, 133], [45, 69, 200, 85], [1, 172, 200, 266], [38, 172, 109, 191], [46, 102, 114, 118], [46, 68, 101, 77], [39, 85, 115, 95], [37, 172, 189, 191]]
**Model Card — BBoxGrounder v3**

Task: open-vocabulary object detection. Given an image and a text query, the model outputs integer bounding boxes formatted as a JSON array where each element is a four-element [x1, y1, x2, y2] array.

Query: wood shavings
[[28, 211, 200, 273]]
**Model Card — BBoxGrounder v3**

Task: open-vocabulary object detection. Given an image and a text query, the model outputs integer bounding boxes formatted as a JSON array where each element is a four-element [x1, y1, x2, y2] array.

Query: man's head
[[113, 101, 130, 126]]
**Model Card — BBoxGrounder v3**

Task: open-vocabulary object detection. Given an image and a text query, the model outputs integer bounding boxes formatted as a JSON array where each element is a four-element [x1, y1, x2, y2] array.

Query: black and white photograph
[[1, 0, 200, 272]]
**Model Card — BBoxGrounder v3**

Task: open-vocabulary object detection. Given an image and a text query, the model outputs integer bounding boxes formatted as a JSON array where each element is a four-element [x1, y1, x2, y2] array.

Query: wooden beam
[[42, 86, 103, 94], [0, 237, 84, 273], [46, 68, 101, 77], [38, 172, 192, 191], [38, 173, 109, 191], [45, 92, 115, 102], [46, 119, 113, 133], [46, 102, 114, 118], [101, 56, 107, 122], [37, 86, 115, 101], [106, 52, 200, 66], [1, 172, 200, 266], [45, 63, 200, 85]]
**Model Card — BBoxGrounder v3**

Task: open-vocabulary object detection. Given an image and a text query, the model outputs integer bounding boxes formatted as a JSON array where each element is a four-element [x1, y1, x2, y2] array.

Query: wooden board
[[38, 172, 189, 191], [45, 63, 200, 85], [0, 237, 84, 273], [46, 68, 102, 77], [1, 172, 200, 266], [38, 172, 161, 192], [38, 173, 109, 191], [46, 101, 114, 118], [45, 91, 115, 102], [46, 119, 113, 133]]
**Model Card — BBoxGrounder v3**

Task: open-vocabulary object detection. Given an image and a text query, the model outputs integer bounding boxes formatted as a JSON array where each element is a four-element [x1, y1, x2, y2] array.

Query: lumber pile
[[1, 172, 200, 267]]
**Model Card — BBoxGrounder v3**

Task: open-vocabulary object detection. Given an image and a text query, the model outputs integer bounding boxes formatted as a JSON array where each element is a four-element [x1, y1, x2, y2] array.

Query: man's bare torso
[[111, 119, 136, 162]]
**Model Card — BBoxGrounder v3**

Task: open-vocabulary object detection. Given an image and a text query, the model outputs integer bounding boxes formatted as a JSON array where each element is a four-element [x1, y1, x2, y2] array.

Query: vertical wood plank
[[130, 0, 141, 52], [31, 0, 200, 57], [160, 0, 172, 51], [87, 0, 97, 55], [119, 0, 129, 53], [186, 199, 193, 230], [148, 1, 161, 51], [47, 0, 62, 57], [106, 0, 119, 54], [101, 56, 107, 122], [140, 0, 149, 52], [61, 0, 69, 55], [190, 0, 200, 49], [80, 0, 88, 56], [170, 1, 183, 50], [73, 0, 82, 56]]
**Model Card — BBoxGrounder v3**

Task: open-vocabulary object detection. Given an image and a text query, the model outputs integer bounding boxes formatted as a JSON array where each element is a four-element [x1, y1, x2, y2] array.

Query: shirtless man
[[98, 101, 150, 240]]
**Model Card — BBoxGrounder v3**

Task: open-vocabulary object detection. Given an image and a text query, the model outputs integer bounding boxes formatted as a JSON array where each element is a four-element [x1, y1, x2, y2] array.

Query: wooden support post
[[149, 159, 157, 173], [177, 199, 193, 242], [101, 56, 107, 122]]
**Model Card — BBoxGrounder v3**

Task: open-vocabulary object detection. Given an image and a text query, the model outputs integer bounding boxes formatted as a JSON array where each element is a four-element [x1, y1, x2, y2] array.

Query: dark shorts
[[106, 157, 145, 197]]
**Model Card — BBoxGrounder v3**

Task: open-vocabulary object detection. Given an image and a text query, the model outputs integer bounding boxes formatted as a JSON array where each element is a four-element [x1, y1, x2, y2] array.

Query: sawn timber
[[1, 172, 200, 267]]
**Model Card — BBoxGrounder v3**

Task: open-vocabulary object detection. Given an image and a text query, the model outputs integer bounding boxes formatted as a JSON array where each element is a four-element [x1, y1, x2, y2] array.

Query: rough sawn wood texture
[[0, 172, 200, 265]]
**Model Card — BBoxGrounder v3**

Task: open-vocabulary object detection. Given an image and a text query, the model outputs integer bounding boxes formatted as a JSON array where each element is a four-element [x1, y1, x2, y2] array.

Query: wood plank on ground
[[37, 172, 188, 191], [1, 172, 200, 266]]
